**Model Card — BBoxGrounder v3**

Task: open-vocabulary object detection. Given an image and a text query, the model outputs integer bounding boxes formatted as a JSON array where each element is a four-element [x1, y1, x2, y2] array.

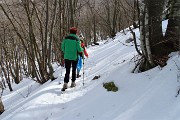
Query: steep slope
[[1, 20, 180, 120]]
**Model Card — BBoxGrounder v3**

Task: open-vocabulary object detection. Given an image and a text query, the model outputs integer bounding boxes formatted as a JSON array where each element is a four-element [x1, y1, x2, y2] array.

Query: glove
[[79, 52, 83, 58], [60, 58, 65, 67]]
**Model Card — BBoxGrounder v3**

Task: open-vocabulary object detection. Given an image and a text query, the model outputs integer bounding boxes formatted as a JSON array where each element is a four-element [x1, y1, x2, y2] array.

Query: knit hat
[[69, 27, 77, 34]]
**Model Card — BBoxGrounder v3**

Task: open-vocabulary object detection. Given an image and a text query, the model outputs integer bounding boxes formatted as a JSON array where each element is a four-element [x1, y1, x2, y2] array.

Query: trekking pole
[[82, 56, 85, 86], [59, 59, 64, 85]]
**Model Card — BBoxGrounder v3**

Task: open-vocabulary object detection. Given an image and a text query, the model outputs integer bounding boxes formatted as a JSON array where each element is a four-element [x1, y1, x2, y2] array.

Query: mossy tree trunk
[[165, 0, 180, 52], [138, 0, 165, 72]]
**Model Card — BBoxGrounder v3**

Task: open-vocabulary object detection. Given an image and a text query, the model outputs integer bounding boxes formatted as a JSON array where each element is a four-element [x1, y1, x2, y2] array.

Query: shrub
[[103, 81, 118, 92]]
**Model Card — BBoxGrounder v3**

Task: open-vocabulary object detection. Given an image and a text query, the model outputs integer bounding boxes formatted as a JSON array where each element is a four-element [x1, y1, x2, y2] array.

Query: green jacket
[[61, 34, 83, 61]]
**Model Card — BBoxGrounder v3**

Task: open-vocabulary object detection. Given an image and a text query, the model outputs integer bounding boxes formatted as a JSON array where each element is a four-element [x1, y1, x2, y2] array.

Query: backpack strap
[[65, 36, 78, 41]]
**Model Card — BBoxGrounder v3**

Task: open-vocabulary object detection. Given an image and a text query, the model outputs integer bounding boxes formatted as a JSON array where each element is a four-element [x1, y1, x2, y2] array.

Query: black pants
[[64, 59, 78, 83]]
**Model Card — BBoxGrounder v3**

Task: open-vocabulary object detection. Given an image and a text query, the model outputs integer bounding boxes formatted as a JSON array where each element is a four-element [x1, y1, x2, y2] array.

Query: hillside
[[1, 20, 180, 120]]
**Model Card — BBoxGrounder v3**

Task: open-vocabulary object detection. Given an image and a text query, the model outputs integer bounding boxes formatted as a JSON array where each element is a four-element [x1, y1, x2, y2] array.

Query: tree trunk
[[93, 14, 97, 44], [138, 0, 166, 72], [48, 0, 57, 81], [0, 82, 4, 114], [69, 0, 75, 27], [165, 0, 180, 51], [147, 0, 165, 58], [0, 98, 5, 114], [112, 0, 118, 37]]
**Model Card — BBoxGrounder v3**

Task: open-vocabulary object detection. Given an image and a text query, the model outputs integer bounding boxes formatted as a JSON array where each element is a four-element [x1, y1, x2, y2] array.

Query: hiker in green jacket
[[61, 27, 83, 91]]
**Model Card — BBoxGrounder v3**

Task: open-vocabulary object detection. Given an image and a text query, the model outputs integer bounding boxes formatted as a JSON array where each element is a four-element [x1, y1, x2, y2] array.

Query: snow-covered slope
[[1, 20, 180, 120]]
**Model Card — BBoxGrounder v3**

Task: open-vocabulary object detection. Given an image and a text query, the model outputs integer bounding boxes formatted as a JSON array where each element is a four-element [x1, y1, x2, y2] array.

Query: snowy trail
[[85, 39, 135, 76]]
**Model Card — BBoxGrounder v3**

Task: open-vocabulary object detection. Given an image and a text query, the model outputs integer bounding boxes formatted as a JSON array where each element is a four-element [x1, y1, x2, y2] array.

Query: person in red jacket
[[76, 35, 88, 78]]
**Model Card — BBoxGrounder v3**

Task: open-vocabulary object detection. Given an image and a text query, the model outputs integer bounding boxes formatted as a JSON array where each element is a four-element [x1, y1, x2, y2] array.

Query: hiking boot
[[62, 83, 68, 91], [70, 82, 76, 88], [76, 74, 81, 78]]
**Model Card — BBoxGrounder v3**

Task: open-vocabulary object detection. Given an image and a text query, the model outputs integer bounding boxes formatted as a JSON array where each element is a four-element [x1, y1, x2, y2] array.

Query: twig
[[173, 60, 180, 97], [16, 85, 32, 98], [129, 26, 142, 55]]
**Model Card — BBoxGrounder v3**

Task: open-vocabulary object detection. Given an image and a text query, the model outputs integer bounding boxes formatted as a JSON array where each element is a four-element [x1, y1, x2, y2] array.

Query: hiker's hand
[[60, 59, 65, 67], [79, 52, 83, 57]]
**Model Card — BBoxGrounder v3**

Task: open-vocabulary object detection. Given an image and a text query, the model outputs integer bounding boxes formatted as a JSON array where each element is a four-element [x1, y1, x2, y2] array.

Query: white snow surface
[[1, 20, 180, 120]]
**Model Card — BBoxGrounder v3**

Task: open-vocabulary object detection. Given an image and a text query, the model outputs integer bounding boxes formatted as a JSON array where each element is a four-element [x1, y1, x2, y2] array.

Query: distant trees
[[78, 0, 137, 44], [0, 0, 82, 88], [0, 0, 57, 85]]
